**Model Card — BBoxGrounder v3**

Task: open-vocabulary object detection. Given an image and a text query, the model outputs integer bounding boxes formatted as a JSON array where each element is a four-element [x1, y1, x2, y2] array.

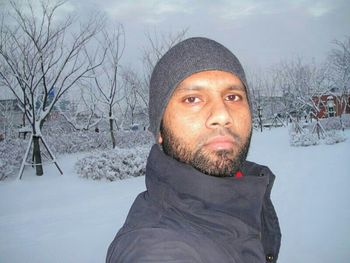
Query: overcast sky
[[60, 0, 349, 73], [2, 0, 350, 73]]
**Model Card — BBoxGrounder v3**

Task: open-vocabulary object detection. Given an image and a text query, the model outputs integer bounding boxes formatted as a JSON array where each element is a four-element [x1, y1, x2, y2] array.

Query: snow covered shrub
[[0, 138, 27, 179], [308, 114, 350, 131], [324, 131, 347, 145], [44, 128, 153, 154], [0, 129, 153, 179], [47, 130, 110, 154], [113, 130, 154, 148], [319, 117, 343, 130], [0, 113, 153, 179], [75, 145, 151, 181], [289, 132, 319, 147], [341, 114, 350, 128], [0, 159, 12, 180], [289, 123, 347, 146]]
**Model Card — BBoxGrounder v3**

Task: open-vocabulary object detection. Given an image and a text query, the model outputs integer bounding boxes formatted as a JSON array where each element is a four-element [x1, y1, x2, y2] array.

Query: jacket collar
[[145, 144, 269, 230]]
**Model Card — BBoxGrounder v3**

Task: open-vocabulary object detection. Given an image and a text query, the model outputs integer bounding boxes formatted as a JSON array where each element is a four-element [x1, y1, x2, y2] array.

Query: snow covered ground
[[0, 127, 349, 263]]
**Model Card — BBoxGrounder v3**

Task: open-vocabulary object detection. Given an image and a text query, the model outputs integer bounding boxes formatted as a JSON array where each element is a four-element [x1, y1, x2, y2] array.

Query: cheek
[[174, 115, 203, 139], [232, 109, 252, 134]]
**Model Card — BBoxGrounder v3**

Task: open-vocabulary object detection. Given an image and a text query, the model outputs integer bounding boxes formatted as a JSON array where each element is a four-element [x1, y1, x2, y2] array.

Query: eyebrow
[[175, 84, 245, 93]]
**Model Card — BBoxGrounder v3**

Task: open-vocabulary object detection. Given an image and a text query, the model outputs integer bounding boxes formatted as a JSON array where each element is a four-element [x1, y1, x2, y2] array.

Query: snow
[[1, 127, 350, 263], [249, 128, 350, 263], [0, 152, 145, 263]]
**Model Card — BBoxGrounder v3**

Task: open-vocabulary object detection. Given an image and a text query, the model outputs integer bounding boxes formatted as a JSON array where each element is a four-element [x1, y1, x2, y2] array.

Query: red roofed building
[[312, 88, 350, 118]]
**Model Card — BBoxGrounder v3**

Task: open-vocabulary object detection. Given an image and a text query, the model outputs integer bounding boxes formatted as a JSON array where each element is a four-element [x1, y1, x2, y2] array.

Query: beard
[[160, 122, 252, 177]]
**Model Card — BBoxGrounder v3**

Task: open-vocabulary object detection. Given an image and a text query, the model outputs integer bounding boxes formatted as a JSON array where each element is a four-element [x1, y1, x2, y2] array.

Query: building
[[0, 89, 20, 112], [312, 88, 350, 118], [0, 98, 20, 112]]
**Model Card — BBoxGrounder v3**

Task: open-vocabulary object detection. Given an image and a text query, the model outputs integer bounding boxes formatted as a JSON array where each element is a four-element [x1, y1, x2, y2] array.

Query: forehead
[[174, 70, 245, 93]]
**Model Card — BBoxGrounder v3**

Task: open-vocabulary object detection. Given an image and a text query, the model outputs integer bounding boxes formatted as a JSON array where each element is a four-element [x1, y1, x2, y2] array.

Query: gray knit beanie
[[149, 37, 250, 139]]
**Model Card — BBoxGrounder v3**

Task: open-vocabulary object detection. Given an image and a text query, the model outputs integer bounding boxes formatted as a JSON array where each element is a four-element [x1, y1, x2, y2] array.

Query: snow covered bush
[[112, 130, 154, 148], [75, 146, 151, 181], [289, 127, 347, 147], [0, 126, 153, 179], [0, 159, 12, 181], [43, 125, 153, 154], [289, 115, 350, 147], [47, 130, 110, 154], [307, 114, 350, 131], [0, 138, 27, 180], [324, 131, 347, 145], [289, 132, 319, 147]]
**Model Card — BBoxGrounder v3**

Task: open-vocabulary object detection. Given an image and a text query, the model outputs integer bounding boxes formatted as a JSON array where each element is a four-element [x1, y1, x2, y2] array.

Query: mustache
[[199, 128, 242, 147]]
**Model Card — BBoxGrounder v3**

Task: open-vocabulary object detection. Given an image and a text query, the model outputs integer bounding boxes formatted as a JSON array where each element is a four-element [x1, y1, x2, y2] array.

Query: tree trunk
[[33, 136, 43, 176], [22, 112, 27, 140], [109, 113, 116, 149]]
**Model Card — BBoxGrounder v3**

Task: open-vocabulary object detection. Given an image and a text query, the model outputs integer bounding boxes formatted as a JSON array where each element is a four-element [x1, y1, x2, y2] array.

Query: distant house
[[0, 91, 22, 137], [0, 89, 20, 112], [311, 88, 350, 118], [255, 96, 285, 118], [0, 98, 20, 112]]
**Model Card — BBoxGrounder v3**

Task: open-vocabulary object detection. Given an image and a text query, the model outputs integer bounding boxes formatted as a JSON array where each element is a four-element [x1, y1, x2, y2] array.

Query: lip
[[204, 136, 235, 150]]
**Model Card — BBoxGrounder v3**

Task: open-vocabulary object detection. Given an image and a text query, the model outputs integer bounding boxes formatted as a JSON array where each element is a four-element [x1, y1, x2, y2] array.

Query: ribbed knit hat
[[148, 37, 250, 139]]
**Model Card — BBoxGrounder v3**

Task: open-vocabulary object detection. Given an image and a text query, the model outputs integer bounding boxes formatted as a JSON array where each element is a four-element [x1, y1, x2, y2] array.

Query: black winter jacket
[[107, 145, 281, 263]]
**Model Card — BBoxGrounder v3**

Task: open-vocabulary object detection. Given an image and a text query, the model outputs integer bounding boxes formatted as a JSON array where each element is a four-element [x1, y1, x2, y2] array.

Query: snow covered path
[[1, 127, 349, 263]]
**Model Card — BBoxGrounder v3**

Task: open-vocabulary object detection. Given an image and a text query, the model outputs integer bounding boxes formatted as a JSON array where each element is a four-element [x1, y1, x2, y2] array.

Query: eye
[[184, 96, 201, 104], [225, 94, 240, 102]]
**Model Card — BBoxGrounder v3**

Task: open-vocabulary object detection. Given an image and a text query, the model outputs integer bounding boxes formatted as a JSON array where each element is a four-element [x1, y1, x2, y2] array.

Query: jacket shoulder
[[106, 228, 205, 263]]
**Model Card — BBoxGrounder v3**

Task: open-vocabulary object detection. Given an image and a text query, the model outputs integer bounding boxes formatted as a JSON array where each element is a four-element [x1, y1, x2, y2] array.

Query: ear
[[158, 133, 163, 144]]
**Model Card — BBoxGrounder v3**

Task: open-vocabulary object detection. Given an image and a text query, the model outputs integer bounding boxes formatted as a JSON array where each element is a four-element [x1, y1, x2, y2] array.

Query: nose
[[206, 100, 232, 129]]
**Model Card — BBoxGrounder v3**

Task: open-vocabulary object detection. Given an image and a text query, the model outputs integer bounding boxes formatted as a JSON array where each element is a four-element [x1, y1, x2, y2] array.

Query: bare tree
[[141, 28, 189, 108], [274, 58, 309, 117], [122, 67, 148, 127], [0, 99, 17, 139], [248, 69, 285, 127], [0, 1, 105, 176], [111, 28, 188, 133], [84, 24, 125, 148], [247, 69, 266, 131], [328, 36, 350, 115], [271, 57, 330, 121], [58, 86, 103, 131]]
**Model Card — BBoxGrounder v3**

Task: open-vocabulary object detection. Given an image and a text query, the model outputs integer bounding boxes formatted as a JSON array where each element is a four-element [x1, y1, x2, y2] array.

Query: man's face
[[159, 70, 252, 177]]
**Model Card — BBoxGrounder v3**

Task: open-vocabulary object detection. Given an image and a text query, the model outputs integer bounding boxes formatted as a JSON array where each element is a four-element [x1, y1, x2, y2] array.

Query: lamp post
[[258, 105, 263, 132]]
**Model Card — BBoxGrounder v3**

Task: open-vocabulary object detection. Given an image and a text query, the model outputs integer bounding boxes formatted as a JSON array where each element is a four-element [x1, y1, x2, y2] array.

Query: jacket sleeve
[[106, 228, 204, 263], [260, 167, 282, 263]]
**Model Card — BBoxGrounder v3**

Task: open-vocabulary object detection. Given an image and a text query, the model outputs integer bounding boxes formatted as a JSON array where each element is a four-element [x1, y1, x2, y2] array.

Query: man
[[107, 37, 281, 263]]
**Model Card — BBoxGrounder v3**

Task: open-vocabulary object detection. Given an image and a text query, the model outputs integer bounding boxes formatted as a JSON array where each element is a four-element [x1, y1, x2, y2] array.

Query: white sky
[[66, 0, 350, 72], [2, 0, 350, 73]]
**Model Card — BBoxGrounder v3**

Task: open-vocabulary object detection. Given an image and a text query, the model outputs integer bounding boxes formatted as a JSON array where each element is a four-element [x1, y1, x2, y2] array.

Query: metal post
[[17, 135, 33, 180], [258, 105, 263, 132]]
